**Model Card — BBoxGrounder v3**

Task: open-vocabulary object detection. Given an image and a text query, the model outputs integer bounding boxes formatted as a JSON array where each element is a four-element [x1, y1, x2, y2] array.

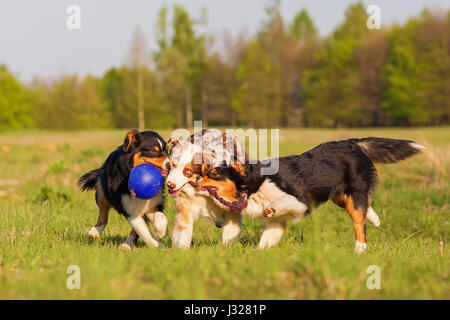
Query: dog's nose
[[167, 181, 176, 190]]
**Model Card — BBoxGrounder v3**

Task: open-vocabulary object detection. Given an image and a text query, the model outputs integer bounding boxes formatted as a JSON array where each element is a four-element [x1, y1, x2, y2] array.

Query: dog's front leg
[[146, 211, 169, 239], [258, 221, 286, 249], [221, 213, 242, 246], [126, 216, 160, 248], [172, 205, 194, 249], [119, 229, 139, 251]]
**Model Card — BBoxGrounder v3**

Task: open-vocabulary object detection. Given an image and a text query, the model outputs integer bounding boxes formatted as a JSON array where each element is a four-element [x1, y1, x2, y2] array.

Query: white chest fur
[[174, 185, 229, 222], [243, 180, 289, 217], [121, 193, 161, 218]]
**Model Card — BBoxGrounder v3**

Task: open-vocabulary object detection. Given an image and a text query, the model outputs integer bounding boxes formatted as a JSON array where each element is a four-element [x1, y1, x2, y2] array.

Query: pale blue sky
[[0, 0, 448, 82]]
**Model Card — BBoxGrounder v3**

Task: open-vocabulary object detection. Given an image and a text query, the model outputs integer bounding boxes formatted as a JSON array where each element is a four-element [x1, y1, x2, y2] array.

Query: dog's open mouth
[[168, 182, 189, 195], [167, 187, 180, 195]]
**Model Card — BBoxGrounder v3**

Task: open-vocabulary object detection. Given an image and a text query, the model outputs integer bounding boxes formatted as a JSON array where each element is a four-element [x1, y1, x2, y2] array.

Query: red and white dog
[[165, 129, 247, 248]]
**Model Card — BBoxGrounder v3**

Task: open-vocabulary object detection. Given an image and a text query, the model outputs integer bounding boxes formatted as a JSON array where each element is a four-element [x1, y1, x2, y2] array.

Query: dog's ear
[[230, 162, 246, 176], [201, 153, 213, 176], [166, 138, 180, 154], [123, 129, 142, 152]]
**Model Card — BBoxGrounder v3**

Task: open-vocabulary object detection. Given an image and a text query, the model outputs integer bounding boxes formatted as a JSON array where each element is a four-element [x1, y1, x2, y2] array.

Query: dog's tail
[[354, 137, 425, 164], [78, 169, 101, 191]]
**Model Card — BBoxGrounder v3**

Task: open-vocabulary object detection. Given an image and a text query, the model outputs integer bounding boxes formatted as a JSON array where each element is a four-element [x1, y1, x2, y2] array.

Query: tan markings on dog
[[331, 193, 347, 208], [175, 225, 187, 232], [175, 203, 191, 231], [154, 146, 160, 152], [124, 131, 137, 151], [133, 152, 166, 168], [221, 132, 227, 144], [166, 138, 179, 153], [201, 160, 210, 176], [343, 195, 366, 244], [95, 186, 111, 227], [175, 224, 187, 232], [357, 141, 370, 152], [190, 152, 211, 176], [199, 177, 238, 202], [182, 154, 211, 180], [230, 162, 246, 176]]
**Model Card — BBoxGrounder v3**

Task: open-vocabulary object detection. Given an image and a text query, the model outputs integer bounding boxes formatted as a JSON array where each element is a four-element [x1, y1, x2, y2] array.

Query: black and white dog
[[195, 137, 425, 253], [78, 129, 169, 250]]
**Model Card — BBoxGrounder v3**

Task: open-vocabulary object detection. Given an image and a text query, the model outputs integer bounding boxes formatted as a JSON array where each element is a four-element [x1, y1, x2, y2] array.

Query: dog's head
[[195, 163, 247, 207], [165, 129, 248, 196], [122, 129, 169, 176], [165, 139, 213, 195]]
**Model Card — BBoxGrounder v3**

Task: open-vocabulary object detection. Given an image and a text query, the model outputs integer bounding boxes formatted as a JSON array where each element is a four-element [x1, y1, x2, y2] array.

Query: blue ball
[[128, 164, 163, 199]]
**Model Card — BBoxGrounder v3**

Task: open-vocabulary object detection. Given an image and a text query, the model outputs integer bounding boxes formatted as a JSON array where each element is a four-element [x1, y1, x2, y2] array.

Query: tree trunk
[[230, 110, 237, 127], [186, 88, 193, 128], [137, 66, 144, 131], [201, 89, 208, 127]]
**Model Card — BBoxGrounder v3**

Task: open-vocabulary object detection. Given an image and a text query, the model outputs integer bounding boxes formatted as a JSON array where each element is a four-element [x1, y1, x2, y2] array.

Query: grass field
[[0, 127, 448, 299]]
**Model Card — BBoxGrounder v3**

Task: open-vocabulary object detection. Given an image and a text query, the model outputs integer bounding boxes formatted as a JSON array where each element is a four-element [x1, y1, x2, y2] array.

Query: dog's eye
[[183, 168, 193, 177]]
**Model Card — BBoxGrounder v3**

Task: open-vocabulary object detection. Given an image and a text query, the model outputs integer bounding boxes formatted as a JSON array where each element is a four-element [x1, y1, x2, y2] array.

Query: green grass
[[0, 128, 448, 299]]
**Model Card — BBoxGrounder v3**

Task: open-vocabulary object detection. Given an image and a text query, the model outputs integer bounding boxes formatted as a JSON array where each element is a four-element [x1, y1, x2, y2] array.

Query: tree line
[[1, 2, 449, 130]]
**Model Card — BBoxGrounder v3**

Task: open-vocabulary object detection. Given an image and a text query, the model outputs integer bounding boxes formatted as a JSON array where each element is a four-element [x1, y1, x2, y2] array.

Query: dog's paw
[[118, 243, 133, 251], [214, 219, 225, 228], [264, 207, 277, 218], [155, 228, 168, 239], [354, 241, 367, 255], [158, 243, 168, 250], [152, 211, 169, 239], [88, 226, 101, 240]]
